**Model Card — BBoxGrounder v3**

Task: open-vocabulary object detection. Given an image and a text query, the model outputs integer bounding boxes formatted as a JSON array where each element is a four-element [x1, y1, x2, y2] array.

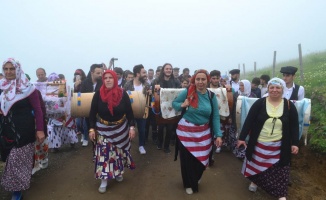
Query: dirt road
[[1, 137, 325, 200]]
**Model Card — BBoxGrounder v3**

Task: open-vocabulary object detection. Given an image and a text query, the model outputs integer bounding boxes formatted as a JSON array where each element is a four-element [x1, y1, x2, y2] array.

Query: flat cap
[[280, 66, 298, 75], [173, 67, 180, 71], [229, 69, 240, 75]]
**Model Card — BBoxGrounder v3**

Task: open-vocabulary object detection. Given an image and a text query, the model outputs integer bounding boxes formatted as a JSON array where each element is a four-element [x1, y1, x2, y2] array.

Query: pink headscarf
[[0, 58, 35, 116]]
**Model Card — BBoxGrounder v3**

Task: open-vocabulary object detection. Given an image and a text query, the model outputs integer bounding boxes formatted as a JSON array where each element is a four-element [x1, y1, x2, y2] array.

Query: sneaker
[[215, 147, 221, 153], [11, 191, 23, 200], [93, 155, 96, 162], [185, 188, 193, 195], [80, 134, 85, 143], [32, 164, 41, 175], [157, 145, 162, 150], [164, 148, 171, 154], [40, 159, 48, 169], [248, 183, 257, 192], [115, 175, 123, 182], [98, 186, 107, 194], [82, 140, 88, 147], [139, 146, 146, 154]]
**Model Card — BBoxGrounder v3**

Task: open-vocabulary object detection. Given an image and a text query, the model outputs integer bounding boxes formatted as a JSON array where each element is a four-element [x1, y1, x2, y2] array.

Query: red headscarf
[[187, 69, 210, 109], [99, 70, 123, 115]]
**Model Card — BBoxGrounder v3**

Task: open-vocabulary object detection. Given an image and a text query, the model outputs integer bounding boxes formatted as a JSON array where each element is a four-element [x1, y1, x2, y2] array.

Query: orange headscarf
[[99, 70, 123, 115], [187, 69, 210, 109]]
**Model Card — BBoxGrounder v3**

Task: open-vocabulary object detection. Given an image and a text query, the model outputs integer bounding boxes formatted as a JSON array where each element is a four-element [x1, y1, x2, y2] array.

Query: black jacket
[[80, 78, 102, 93], [239, 97, 299, 166]]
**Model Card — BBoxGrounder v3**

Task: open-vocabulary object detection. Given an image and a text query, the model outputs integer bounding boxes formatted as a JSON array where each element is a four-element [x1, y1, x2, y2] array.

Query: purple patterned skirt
[[1, 143, 35, 191]]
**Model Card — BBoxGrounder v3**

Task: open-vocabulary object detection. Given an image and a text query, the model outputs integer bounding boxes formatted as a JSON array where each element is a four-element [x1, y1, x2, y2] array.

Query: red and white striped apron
[[96, 120, 131, 151], [176, 118, 212, 167], [242, 141, 281, 177]]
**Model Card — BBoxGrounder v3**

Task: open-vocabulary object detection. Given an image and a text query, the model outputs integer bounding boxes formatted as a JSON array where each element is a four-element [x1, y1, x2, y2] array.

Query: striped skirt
[[176, 118, 212, 167], [94, 120, 135, 180], [242, 141, 290, 198]]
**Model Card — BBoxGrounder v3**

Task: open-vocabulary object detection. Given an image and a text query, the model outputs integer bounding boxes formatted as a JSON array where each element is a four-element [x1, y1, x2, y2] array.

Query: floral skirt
[[1, 143, 34, 191], [94, 135, 135, 180]]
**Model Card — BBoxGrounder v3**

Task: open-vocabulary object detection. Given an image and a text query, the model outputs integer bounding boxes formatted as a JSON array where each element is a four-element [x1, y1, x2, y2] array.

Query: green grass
[[245, 50, 326, 153]]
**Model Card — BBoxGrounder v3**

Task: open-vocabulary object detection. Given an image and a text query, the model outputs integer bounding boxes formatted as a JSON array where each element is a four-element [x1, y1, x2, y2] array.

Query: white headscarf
[[265, 77, 286, 98], [0, 58, 35, 116], [238, 79, 252, 97]]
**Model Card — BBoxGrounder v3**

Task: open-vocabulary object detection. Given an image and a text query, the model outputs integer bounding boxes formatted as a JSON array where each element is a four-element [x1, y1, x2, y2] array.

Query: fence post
[[254, 62, 257, 77], [243, 64, 246, 79], [298, 44, 304, 83], [273, 51, 277, 77]]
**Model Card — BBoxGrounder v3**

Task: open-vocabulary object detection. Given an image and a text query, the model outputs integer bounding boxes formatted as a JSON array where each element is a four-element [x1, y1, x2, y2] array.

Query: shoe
[[139, 146, 146, 154], [248, 183, 257, 192], [185, 188, 193, 195], [115, 175, 123, 182], [80, 134, 85, 143], [50, 148, 59, 153], [164, 148, 171, 154], [98, 186, 107, 194], [40, 159, 48, 169], [93, 155, 96, 162], [82, 140, 88, 147], [215, 147, 221, 153], [32, 165, 41, 175], [198, 179, 201, 184], [157, 145, 162, 150], [11, 191, 23, 200]]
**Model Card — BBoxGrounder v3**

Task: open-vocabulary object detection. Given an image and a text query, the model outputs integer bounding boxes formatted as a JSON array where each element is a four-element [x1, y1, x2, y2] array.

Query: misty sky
[[1, 0, 325, 85]]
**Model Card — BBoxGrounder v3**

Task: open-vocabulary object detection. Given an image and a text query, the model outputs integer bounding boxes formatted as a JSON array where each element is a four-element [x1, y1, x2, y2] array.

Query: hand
[[181, 99, 189, 108], [74, 80, 81, 87], [147, 89, 152, 95], [36, 131, 45, 143], [89, 131, 96, 142], [129, 129, 136, 139], [215, 137, 222, 148], [237, 140, 247, 149], [291, 145, 299, 155]]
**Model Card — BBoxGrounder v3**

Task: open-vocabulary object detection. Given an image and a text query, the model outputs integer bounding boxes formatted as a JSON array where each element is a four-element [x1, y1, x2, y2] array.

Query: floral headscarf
[[47, 72, 60, 82], [0, 58, 35, 116], [238, 80, 252, 97]]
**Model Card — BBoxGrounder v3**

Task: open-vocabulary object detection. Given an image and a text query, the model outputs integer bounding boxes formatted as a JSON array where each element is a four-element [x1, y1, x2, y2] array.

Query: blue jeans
[[135, 118, 146, 147], [77, 117, 88, 141]]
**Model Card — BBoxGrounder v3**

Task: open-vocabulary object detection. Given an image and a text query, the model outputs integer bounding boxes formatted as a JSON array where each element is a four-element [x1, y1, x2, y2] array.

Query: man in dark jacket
[[80, 64, 103, 147]]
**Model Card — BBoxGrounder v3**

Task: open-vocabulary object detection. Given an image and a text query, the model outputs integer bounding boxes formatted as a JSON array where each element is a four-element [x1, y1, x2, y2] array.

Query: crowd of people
[[0, 58, 305, 200]]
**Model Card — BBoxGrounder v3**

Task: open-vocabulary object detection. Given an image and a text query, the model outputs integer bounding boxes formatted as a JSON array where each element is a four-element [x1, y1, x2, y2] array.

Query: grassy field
[[245, 50, 326, 153]]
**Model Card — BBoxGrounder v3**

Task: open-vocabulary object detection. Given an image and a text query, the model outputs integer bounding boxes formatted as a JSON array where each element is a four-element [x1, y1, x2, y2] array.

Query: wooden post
[[254, 62, 257, 77], [298, 44, 304, 83], [238, 64, 240, 70], [243, 63, 246, 79], [273, 51, 277, 77]]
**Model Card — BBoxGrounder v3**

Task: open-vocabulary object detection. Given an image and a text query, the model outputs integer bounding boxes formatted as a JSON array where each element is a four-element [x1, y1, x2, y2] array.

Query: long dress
[[89, 90, 136, 179]]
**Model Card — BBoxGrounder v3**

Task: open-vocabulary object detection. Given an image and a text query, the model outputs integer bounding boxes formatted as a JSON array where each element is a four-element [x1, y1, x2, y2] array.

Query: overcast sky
[[1, 0, 325, 85]]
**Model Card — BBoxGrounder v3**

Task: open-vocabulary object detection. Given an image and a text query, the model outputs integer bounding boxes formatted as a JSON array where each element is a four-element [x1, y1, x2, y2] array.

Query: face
[[104, 73, 114, 89], [36, 69, 47, 82], [231, 74, 239, 81], [163, 65, 172, 78], [92, 68, 103, 81], [148, 70, 154, 79], [260, 79, 265, 85], [183, 70, 189, 76], [155, 71, 160, 78], [138, 68, 147, 83], [251, 83, 257, 89], [268, 84, 283, 98], [173, 70, 179, 78], [220, 78, 227, 87], [210, 75, 220, 87], [3, 63, 16, 80], [181, 80, 189, 88], [126, 74, 134, 82], [195, 73, 207, 92], [282, 73, 294, 85], [116, 73, 122, 80], [239, 82, 244, 92]]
